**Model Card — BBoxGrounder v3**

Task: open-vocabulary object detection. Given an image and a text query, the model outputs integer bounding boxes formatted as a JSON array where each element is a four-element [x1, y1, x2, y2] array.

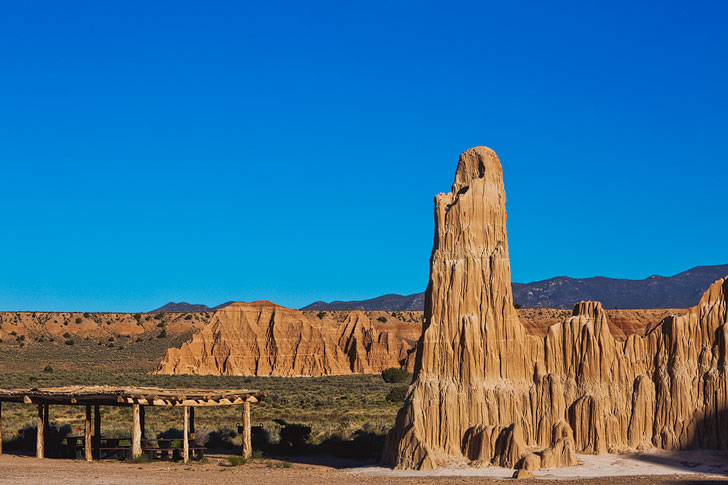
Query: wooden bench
[[142, 446, 206, 461], [99, 447, 132, 460]]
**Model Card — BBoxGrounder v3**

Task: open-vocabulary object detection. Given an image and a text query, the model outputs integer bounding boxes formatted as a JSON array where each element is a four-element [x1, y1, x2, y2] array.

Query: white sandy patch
[[349, 449, 728, 479]]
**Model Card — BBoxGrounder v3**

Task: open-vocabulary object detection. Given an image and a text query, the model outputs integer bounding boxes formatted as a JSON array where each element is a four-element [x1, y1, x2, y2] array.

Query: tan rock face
[[381, 146, 728, 470], [154, 301, 415, 376]]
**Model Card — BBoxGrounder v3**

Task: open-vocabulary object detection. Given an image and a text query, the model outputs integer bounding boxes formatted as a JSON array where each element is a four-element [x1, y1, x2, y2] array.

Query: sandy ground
[[354, 450, 728, 480], [0, 451, 726, 485]]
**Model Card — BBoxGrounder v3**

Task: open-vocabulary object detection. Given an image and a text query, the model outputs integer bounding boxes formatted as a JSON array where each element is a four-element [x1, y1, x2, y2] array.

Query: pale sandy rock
[[516, 452, 541, 471], [512, 469, 534, 479], [154, 302, 414, 376], [381, 146, 728, 470]]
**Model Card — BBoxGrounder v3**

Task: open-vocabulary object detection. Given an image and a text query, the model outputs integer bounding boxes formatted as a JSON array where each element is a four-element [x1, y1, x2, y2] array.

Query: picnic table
[[59, 436, 206, 460]]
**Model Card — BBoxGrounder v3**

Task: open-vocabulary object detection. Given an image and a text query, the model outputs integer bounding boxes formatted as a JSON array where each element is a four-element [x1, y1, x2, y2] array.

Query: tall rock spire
[[382, 146, 728, 471]]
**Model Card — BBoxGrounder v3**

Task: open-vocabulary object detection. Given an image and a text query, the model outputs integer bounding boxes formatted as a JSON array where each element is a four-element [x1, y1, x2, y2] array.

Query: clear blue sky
[[1, 1, 726, 312]]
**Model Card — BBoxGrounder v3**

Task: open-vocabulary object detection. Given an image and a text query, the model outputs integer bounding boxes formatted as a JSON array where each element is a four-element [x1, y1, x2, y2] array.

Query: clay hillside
[[381, 146, 728, 473], [0, 311, 212, 372], [153, 302, 420, 376], [154, 302, 687, 377], [0, 304, 689, 376]]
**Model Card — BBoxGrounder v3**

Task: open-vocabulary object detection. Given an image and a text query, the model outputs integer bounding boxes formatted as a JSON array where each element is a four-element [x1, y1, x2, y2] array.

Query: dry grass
[[0, 370, 402, 454]]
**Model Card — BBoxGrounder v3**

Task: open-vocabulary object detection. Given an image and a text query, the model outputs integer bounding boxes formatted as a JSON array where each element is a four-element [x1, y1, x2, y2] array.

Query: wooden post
[[85, 405, 92, 462], [242, 401, 251, 459], [93, 405, 101, 459], [139, 406, 146, 440], [189, 407, 195, 442], [0, 401, 3, 456], [183, 406, 189, 464], [36, 404, 44, 459], [132, 404, 142, 459], [43, 404, 50, 458]]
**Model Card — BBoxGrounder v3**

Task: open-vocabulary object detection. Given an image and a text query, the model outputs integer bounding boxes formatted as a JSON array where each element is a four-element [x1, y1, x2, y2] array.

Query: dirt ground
[[0, 454, 726, 485]]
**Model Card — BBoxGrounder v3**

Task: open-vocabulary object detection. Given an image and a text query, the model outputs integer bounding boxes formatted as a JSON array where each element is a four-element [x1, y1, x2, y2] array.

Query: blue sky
[[1, 1, 726, 312]]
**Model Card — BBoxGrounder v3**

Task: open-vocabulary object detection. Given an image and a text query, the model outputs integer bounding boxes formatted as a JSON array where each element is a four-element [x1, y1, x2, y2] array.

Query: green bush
[[64, 339, 75, 346], [514, 303, 522, 309], [317, 312, 326, 319], [157, 329, 167, 338], [75, 317, 82, 324], [377, 316, 387, 323], [43, 364, 53, 373], [381, 367, 410, 383], [385, 385, 408, 402], [227, 455, 247, 466]]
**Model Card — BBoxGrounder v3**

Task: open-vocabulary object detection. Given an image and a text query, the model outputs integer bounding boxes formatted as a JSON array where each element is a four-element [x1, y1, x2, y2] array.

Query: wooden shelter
[[0, 386, 264, 463]]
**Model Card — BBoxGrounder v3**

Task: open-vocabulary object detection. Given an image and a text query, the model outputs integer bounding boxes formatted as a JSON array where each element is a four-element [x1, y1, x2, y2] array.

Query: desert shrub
[[133, 313, 141, 321], [184, 315, 192, 320], [156, 322, 165, 328], [108, 337, 115, 342], [75, 317, 82, 324], [204, 429, 237, 450], [62, 332, 71, 339], [381, 368, 410, 383], [64, 339, 75, 346], [385, 385, 408, 402], [43, 364, 53, 373], [318, 430, 385, 460], [514, 303, 522, 309], [154, 313, 165, 320], [157, 329, 167, 338], [132, 453, 151, 463], [317, 312, 326, 319], [5, 423, 72, 452], [157, 428, 183, 440], [83, 312, 90, 318], [377, 316, 387, 323], [275, 420, 311, 453], [251, 425, 272, 451], [227, 455, 247, 466]]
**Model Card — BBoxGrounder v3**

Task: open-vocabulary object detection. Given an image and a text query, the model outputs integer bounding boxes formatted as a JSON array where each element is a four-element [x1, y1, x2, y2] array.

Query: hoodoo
[[381, 146, 728, 471]]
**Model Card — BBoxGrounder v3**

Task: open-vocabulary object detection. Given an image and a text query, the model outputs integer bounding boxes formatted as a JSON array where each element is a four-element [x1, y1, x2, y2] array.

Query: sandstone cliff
[[154, 301, 416, 376], [381, 146, 728, 471]]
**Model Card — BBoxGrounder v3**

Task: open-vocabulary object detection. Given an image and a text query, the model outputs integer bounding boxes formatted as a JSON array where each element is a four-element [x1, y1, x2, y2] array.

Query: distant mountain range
[[302, 264, 728, 311], [302, 293, 425, 312], [149, 301, 235, 313]]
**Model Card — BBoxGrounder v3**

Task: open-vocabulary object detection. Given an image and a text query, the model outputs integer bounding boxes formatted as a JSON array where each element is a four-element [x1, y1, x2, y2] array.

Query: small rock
[[513, 469, 534, 479]]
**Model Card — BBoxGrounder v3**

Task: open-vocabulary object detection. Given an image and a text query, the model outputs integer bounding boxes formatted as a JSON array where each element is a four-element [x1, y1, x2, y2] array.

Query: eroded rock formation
[[381, 146, 728, 470], [154, 301, 415, 376]]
